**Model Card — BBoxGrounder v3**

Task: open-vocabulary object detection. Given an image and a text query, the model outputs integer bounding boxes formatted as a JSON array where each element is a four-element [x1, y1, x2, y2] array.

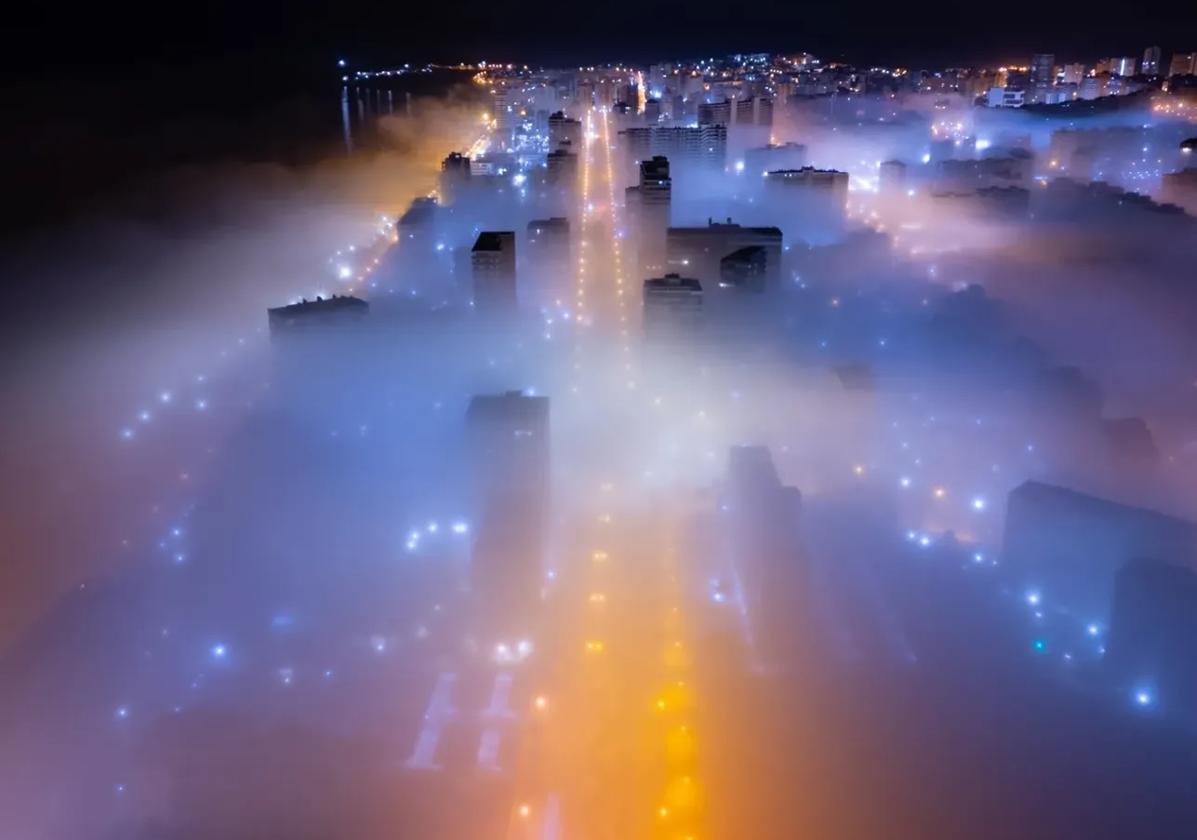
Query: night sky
[[2, 0, 1195, 238], [6, 0, 1197, 71]]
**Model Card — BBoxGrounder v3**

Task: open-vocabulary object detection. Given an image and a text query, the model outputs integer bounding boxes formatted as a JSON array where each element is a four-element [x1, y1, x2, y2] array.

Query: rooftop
[[473, 231, 515, 252], [645, 273, 702, 292], [267, 294, 368, 319]]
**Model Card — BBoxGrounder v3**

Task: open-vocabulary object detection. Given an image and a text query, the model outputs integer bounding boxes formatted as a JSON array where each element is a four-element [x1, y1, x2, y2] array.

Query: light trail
[[598, 107, 638, 391]]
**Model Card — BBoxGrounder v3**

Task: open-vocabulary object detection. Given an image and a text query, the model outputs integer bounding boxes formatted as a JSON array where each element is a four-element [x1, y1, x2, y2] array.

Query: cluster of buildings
[[306, 44, 1197, 332], [469, 47, 1197, 130], [984, 47, 1197, 108], [466, 389, 551, 633], [421, 66, 860, 323], [277, 47, 1197, 723]]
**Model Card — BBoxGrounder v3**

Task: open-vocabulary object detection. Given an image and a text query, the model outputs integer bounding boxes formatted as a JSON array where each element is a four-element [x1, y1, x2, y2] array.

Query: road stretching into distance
[[497, 108, 708, 840]]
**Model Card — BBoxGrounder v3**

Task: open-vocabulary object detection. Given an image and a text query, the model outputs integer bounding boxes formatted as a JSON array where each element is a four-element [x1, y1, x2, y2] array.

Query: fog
[[3, 69, 1197, 839]]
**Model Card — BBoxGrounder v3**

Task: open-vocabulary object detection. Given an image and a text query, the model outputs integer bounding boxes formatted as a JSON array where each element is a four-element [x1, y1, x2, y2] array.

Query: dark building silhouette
[[471, 231, 517, 310], [1003, 481, 1197, 622], [720, 446, 806, 665], [466, 391, 551, 630], [266, 295, 371, 408], [934, 150, 1033, 191], [764, 167, 849, 202], [398, 196, 438, 232], [526, 217, 570, 261], [525, 218, 570, 302], [548, 110, 582, 151], [930, 186, 1031, 219], [761, 167, 849, 243], [545, 147, 579, 185], [643, 273, 703, 337], [735, 95, 774, 128], [698, 99, 732, 127], [643, 97, 661, 123], [719, 246, 769, 291], [879, 159, 907, 193], [626, 156, 672, 276], [745, 142, 807, 175], [267, 295, 368, 336], [440, 152, 472, 202], [666, 220, 782, 290]]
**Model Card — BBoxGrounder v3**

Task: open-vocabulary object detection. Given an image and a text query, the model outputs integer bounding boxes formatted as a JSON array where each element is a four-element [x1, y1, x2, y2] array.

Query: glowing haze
[[3, 60, 1197, 840]]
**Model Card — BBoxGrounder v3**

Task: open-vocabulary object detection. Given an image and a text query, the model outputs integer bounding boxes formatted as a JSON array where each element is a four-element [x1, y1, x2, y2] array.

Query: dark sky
[[5, 0, 1197, 75], [0, 0, 1194, 235]]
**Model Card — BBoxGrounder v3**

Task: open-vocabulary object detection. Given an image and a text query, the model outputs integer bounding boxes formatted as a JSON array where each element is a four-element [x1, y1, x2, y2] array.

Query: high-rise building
[[619, 126, 727, 171], [526, 217, 567, 253], [545, 147, 578, 185], [1030, 54, 1055, 87], [1169, 52, 1197, 77], [466, 391, 550, 624], [466, 391, 549, 499], [471, 231, 517, 309], [619, 82, 638, 108], [761, 167, 851, 243], [1061, 63, 1086, 85], [548, 111, 582, 151], [524, 217, 570, 301], [1079, 76, 1103, 100], [630, 155, 672, 205], [670, 93, 685, 121], [625, 156, 672, 275], [1112, 56, 1138, 77], [398, 196, 438, 233], [935, 152, 1033, 191], [734, 96, 755, 125], [1142, 46, 1162, 75], [666, 219, 783, 288], [754, 96, 774, 128], [267, 295, 368, 336], [1005, 68, 1030, 90], [987, 86, 1026, 107], [879, 159, 907, 193], [575, 79, 594, 107], [698, 99, 732, 126], [1160, 167, 1197, 215], [265, 295, 371, 402], [596, 78, 615, 107], [643, 273, 703, 336], [526, 217, 570, 262], [644, 98, 661, 124], [763, 167, 850, 203], [745, 142, 808, 174], [731, 96, 773, 139], [493, 88, 516, 132], [719, 446, 806, 664], [440, 152, 472, 202], [718, 246, 769, 292]]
